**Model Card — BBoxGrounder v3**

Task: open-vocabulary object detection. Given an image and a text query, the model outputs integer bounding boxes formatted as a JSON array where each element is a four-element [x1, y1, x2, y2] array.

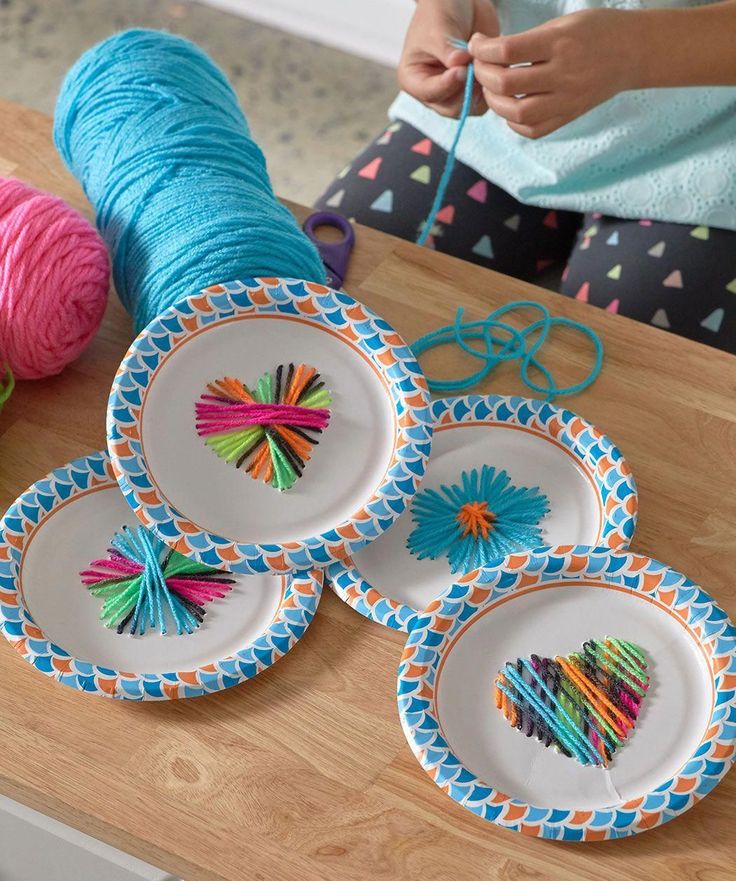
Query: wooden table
[[0, 97, 734, 881]]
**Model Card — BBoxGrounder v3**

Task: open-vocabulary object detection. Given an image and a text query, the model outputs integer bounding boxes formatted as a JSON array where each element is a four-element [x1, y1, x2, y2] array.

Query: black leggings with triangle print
[[315, 120, 736, 354]]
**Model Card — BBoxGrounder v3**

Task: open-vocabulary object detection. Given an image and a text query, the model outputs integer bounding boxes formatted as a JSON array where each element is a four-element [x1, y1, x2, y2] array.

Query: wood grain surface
[[0, 98, 734, 881]]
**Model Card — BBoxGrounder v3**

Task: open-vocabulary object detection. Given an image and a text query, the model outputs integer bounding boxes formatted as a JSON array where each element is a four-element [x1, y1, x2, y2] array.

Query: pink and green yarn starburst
[[195, 363, 331, 492], [406, 465, 549, 573], [80, 525, 235, 635], [495, 638, 649, 767]]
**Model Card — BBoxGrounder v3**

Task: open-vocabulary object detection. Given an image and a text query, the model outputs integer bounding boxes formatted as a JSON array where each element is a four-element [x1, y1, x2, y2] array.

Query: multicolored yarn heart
[[406, 465, 549, 573], [195, 363, 331, 492], [80, 525, 235, 636], [495, 638, 649, 768]]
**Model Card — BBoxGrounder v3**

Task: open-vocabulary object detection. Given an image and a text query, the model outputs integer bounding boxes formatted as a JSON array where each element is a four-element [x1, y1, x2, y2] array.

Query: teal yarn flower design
[[406, 466, 550, 574]]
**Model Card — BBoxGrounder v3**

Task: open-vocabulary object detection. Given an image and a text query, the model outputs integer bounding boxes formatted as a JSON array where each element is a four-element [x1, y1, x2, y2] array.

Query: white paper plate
[[0, 452, 322, 699], [398, 547, 736, 840], [107, 278, 433, 575], [329, 396, 637, 630]]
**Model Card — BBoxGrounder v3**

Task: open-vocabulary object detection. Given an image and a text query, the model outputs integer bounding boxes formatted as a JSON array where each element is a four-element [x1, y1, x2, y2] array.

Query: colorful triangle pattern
[[651, 308, 670, 329], [410, 164, 431, 184], [663, 270, 683, 289], [325, 189, 344, 208], [435, 204, 455, 224], [648, 241, 666, 258], [370, 190, 393, 213], [701, 308, 724, 333], [411, 138, 432, 156], [467, 179, 488, 203], [472, 235, 494, 259], [358, 157, 382, 180]]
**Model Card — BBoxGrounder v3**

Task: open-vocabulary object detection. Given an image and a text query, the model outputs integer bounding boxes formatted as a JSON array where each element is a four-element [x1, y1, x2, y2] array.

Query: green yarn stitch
[[0, 365, 14, 413]]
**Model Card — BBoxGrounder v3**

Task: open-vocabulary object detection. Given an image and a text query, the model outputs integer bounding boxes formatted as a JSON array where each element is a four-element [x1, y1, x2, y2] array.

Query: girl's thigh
[[561, 215, 736, 353], [315, 121, 581, 282]]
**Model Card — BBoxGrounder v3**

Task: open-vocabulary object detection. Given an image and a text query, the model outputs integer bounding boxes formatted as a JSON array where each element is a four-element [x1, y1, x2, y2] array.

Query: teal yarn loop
[[413, 39, 603, 401], [411, 303, 604, 401], [54, 30, 326, 331]]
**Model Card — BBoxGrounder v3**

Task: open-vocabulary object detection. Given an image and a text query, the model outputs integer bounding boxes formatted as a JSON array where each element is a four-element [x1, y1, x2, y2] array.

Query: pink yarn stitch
[[0, 177, 109, 380], [195, 397, 330, 436]]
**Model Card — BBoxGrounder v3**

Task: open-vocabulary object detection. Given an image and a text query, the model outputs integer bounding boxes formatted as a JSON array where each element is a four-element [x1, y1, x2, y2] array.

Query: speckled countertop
[[0, 0, 399, 203]]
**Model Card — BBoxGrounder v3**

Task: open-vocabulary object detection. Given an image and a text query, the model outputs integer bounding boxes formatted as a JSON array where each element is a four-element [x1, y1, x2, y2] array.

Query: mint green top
[[390, 0, 736, 229]]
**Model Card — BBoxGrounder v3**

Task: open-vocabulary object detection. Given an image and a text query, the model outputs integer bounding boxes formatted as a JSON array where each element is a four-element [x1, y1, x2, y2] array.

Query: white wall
[[201, 0, 414, 67]]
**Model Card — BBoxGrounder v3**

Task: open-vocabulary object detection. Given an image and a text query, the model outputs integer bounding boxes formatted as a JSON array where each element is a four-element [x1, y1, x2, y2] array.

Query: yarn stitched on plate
[[495, 637, 649, 767], [195, 364, 332, 492], [81, 525, 235, 635]]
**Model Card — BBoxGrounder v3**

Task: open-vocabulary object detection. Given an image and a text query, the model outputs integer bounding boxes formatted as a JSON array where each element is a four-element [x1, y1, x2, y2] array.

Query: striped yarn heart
[[494, 637, 649, 767], [195, 363, 331, 492]]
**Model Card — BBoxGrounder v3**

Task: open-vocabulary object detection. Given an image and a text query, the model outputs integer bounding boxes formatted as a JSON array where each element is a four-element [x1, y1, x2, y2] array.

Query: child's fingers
[[469, 30, 551, 65], [446, 46, 471, 68], [482, 91, 558, 127], [399, 64, 466, 105], [507, 116, 567, 139], [470, 83, 489, 116], [474, 60, 552, 97]]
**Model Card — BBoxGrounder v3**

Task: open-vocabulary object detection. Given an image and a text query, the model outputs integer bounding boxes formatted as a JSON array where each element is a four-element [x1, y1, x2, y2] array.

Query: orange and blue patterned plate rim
[[0, 451, 323, 700], [397, 546, 736, 840], [328, 395, 638, 631], [106, 278, 433, 576]]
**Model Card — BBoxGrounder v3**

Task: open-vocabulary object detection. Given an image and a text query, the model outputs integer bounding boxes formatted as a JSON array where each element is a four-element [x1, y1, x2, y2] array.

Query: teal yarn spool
[[54, 30, 326, 332]]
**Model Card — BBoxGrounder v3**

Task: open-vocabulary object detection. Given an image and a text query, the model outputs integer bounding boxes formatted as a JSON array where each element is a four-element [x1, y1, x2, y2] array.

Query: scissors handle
[[303, 211, 355, 289]]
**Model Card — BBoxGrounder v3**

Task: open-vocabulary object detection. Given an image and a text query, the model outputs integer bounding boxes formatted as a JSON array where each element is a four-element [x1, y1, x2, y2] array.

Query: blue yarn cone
[[54, 29, 326, 331]]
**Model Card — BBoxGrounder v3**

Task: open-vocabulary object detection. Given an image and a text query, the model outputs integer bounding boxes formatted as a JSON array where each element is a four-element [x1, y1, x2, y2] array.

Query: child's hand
[[398, 0, 499, 117], [469, 9, 638, 137]]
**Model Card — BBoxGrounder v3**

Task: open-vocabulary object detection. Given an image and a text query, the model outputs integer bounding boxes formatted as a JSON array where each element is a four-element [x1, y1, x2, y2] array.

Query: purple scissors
[[302, 210, 355, 289]]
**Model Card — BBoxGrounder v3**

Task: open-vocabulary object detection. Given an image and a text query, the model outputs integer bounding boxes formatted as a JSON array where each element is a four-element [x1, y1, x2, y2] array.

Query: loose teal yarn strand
[[413, 38, 603, 400], [417, 55, 474, 246], [411, 305, 603, 401], [54, 30, 326, 332]]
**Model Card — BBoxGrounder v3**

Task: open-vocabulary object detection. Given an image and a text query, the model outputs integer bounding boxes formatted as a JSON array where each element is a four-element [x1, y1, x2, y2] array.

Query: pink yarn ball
[[0, 177, 109, 380]]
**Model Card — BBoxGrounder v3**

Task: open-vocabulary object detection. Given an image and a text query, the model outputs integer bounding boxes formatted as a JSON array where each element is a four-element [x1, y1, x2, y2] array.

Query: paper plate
[[0, 452, 322, 700], [107, 278, 432, 575], [398, 547, 736, 840], [329, 396, 637, 631]]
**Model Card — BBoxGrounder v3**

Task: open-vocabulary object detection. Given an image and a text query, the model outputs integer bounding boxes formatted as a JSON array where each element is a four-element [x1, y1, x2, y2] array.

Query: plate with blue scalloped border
[[0, 451, 322, 700], [107, 278, 433, 577], [328, 395, 637, 631], [398, 547, 736, 840]]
